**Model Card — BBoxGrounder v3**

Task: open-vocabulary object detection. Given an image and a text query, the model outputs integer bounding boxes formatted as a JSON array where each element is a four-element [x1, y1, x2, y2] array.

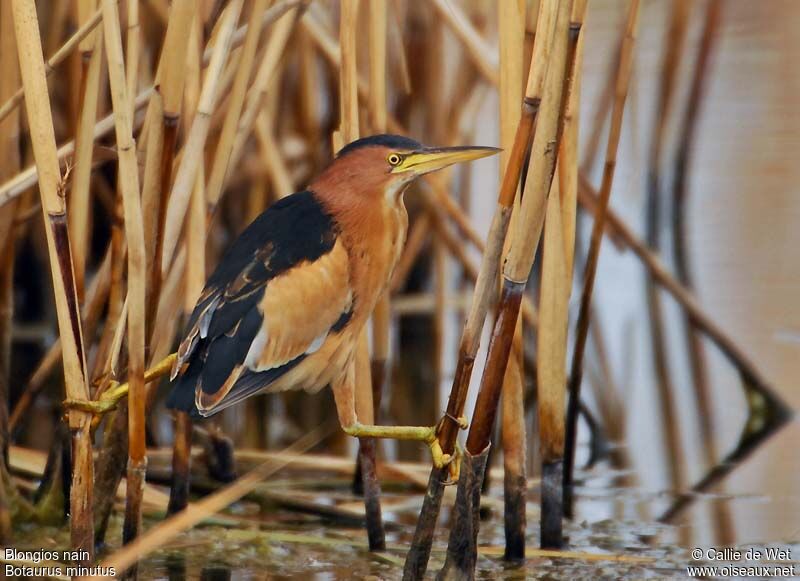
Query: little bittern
[[167, 134, 498, 470]]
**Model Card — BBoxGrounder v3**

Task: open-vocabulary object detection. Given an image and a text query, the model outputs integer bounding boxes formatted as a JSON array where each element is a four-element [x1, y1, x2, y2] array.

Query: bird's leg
[[342, 422, 454, 470], [331, 371, 455, 472], [62, 353, 177, 416]]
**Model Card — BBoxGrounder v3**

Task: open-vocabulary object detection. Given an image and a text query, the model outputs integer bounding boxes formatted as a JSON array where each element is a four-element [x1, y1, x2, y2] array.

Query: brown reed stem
[[101, 0, 148, 559], [0, 0, 21, 543], [460, 0, 572, 555], [563, 0, 641, 519], [141, 0, 193, 345], [353, 0, 391, 505], [69, 0, 103, 302], [10, 0, 94, 561], [403, 1, 561, 576], [167, 411, 192, 515], [497, 0, 527, 563], [338, 0, 386, 552], [0, 2, 106, 125]]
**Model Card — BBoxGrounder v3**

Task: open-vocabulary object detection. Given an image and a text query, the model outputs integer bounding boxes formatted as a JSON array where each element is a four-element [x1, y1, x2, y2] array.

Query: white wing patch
[[244, 325, 269, 370], [199, 295, 221, 339]]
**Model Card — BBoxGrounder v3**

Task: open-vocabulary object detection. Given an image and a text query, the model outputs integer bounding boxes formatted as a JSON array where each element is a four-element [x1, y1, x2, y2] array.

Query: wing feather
[[166, 191, 354, 417]]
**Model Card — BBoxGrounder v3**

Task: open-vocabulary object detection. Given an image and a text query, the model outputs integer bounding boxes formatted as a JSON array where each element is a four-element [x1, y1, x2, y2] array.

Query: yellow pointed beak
[[392, 146, 500, 175]]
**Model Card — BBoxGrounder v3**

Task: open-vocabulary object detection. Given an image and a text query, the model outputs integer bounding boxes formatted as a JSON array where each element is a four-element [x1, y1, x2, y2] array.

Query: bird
[[166, 134, 499, 470]]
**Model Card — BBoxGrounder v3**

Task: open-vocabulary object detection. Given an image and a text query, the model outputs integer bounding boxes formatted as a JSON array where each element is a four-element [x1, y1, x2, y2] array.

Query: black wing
[[166, 190, 343, 417]]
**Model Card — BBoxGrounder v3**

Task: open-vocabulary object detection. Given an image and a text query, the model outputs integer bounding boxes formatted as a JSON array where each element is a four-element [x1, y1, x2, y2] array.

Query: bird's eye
[[387, 153, 402, 166]]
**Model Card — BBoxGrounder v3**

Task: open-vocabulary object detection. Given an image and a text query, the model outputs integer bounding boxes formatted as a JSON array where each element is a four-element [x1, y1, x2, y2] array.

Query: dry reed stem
[[497, 0, 527, 563], [537, 177, 570, 548], [255, 113, 294, 196], [562, 0, 641, 517], [100, 0, 148, 553], [10, 0, 94, 560], [160, 0, 244, 271], [456, 0, 572, 560], [86, 427, 330, 579], [205, 0, 269, 214], [466, 0, 572, 452], [69, 0, 103, 301], [218, 5, 302, 208], [404, 3, 562, 576], [338, 0, 386, 552], [390, 213, 431, 293], [358, 0, 391, 522], [428, 0, 498, 86], [0, 0, 21, 543], [368, 0, 390, 404], [9, 250, 111, 434], [0, 2, 107, 125], [0, 0, 298, 210], [559, 0, 587, 282], [141, 0, 194, 342]]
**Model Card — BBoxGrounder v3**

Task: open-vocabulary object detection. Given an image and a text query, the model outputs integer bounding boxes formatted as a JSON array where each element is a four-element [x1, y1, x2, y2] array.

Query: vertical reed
[[533, 0, 587, 548], [69, 0, 102, 301], [101, 0, 147, 561], [403, 3, 560, 577], [0, 0, 21, 544], [141, 0, 194, 341], [10, 0, 95, 561], [497, 0, 527, 562], [339, 0, 386, 552], [563, 0, 641, 517]]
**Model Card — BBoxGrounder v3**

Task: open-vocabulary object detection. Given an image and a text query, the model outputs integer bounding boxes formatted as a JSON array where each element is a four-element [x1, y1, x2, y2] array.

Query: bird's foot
[[427, 434, 461, 485], [342, 422, 461, 482]]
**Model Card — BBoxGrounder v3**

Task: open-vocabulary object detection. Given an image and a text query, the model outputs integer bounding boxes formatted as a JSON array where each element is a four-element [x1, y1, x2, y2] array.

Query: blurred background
[[2, 0, 798, 570]]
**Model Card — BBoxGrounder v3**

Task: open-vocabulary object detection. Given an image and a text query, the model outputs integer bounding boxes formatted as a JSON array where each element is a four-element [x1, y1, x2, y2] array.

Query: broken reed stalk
[[101, 0, 148, 556], [644, 0, 691, 521], [670, 0, 733, 544], [69, 0, 103, 301], [338, 0, 386, 552], [403, 2, 560, 577], [563, 0, 641, 518], [141, 0, 193, 344], [10, 0, 95, 562], [497, 0, 527, 563]]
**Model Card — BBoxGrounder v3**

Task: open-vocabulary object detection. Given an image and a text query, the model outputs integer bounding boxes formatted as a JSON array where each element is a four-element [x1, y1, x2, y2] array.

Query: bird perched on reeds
[[166, 134, 498, 470]]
